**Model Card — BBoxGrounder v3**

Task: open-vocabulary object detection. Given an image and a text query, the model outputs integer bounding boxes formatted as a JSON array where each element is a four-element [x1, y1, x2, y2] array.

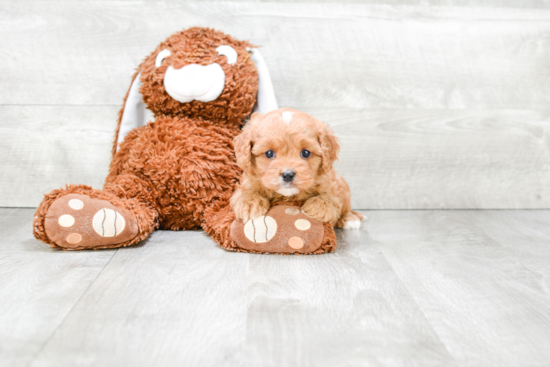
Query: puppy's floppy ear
[[319, 123, 340, 174], [234, 116, 257, 173]]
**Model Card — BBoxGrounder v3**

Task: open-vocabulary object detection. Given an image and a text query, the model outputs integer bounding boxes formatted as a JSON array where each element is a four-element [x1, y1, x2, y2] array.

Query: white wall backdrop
[[1, 1, 550, 208]]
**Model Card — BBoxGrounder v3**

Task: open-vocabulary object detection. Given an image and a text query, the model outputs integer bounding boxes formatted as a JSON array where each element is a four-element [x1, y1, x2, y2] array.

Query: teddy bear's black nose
[[282, 170, 296, 182]]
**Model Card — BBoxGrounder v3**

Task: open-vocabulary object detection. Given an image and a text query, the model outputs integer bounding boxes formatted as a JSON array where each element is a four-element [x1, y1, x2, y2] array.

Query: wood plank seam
[[26, 250, 119, 366], [368, 232, 459, 365]]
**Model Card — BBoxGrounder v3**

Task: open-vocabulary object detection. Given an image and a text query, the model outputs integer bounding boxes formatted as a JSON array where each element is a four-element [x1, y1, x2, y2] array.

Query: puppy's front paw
[[302, 197, 339, 223], [232, 196, 270, 222]]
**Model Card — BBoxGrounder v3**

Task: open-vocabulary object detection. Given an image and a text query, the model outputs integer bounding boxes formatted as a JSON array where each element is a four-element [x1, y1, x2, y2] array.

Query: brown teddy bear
[[32, 27, 337, 254]]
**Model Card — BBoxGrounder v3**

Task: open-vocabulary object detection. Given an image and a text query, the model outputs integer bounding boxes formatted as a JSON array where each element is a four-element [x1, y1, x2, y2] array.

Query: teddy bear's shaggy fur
[[33, 27, 256, 249], [32, 27, 337, 254]]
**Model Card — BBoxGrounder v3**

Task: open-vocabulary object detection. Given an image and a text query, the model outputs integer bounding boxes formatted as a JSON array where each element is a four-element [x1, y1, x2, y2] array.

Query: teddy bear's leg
[[202, 203, 237, 251], [34, 175, 159, 250], [202, 203, 338, 254]]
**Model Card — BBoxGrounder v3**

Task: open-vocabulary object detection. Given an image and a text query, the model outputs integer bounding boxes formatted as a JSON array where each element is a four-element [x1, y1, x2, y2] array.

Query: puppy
[[230, 108, 364, 229]]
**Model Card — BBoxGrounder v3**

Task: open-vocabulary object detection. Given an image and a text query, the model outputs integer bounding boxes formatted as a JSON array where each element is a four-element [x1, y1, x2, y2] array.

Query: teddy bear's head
[[139, 27, 259, 126], [114, 27, 277, 155]]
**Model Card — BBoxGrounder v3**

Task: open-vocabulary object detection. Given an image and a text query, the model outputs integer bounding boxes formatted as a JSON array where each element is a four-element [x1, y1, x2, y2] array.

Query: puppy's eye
[[216, 45, 238, 65], [301, 149, 311, 159], [155, 49, 171, 67], [265, 150, 275, 159]]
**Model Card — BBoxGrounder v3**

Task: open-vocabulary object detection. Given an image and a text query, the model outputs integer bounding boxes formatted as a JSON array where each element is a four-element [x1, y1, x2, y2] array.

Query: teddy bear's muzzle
[[163, 63, 226, 103]]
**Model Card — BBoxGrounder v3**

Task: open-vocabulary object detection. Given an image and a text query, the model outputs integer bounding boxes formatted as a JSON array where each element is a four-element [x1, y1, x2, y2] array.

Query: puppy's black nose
[[282, 170, 296, 182]]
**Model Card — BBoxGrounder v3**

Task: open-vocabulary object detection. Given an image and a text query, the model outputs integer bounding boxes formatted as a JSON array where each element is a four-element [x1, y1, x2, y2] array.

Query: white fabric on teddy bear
[[116, 48, 278, 151]]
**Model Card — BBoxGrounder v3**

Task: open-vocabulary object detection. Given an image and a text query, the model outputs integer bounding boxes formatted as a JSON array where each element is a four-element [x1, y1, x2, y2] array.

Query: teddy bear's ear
[[112, 49, 276, 156], [249, 49, 278, 114], [111, 71, 154, 156]]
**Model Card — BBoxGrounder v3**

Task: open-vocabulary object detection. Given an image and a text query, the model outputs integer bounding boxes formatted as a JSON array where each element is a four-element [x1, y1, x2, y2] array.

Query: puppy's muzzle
[[281, 170, 296, 183]]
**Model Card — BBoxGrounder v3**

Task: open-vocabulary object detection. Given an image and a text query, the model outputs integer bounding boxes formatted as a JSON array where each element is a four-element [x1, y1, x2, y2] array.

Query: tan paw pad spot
[[66, 233, 82, 244], [92, 209, 126, 237], [68, 199, 84, 210], [285, 207, 300, 215], [288, 236, 304, 249], [244, 216, 277, 243], [294, 219, 311, 230], [58, 214, 75, 227]]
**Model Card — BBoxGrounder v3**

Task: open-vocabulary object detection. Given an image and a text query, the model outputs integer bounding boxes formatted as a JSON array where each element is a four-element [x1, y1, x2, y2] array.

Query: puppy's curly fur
[[231, 108, 364, 229]]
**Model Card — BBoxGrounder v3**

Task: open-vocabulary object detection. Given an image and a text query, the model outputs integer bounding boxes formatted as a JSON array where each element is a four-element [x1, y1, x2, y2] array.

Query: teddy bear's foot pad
[[230, 205, 324, 254], [44, 194, 138, 249]]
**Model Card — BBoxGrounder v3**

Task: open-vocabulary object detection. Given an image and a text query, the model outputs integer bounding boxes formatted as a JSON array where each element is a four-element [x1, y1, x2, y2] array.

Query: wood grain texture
[[367, 210, 550, 367], [242, 229, 456, 367], [62, 0, 550, 6], [2, 1, 550, 208], [320, 108, 550, 209], [3, 106, 550, 209], [0, 209, 115, 367], [30, 230, 251, 367], [470, 210, 550, 276], [2, 2, 550, 108], [3, 208, 550, 366], [20, 210, 457, 367], [0, 106, 115, 207]]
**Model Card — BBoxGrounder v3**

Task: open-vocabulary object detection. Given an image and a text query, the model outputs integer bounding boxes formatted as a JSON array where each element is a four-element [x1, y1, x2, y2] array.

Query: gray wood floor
[[2, 208, 550, 367]]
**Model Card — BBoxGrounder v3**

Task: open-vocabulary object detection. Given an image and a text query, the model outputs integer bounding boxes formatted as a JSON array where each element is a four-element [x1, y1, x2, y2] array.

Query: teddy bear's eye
[[155, 49, 171, 67], [216, 45, 237, 65], [265, 150, 275, 159]]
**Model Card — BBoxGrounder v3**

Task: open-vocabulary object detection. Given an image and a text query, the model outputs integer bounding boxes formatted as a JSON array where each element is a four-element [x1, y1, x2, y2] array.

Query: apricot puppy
[[231, 108, 364, 229]]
